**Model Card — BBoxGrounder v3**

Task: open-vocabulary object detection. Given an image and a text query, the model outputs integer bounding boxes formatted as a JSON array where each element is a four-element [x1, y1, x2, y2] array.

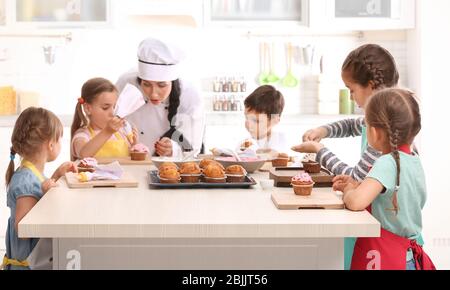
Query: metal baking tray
[[148, 170, 257, 189]]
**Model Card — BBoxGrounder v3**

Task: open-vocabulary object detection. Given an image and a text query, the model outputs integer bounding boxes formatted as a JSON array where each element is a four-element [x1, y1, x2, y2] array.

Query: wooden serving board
[[65, 172, 139, 188], [269, 167, 334, 188], [271, 190, 344, 210], [96, 157, 152, 165]]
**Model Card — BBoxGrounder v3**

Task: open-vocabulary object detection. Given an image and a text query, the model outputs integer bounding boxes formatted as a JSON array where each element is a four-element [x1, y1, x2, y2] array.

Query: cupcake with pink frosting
[[291, 173, 315, 196], [130, 143, 149, 161]]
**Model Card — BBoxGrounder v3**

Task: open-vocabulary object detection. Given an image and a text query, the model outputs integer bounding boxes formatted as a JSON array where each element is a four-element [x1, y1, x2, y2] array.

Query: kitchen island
[[19, 165, 379, 270]]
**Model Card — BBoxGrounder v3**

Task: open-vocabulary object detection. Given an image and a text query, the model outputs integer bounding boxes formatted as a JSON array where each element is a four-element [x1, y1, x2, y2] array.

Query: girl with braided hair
[[292, 44, 404, 269], [2, 107, 77, 270], [332, 89, 435, 270]]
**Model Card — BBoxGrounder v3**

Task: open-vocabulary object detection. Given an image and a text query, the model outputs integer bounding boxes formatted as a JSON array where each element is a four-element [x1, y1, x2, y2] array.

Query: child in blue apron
[[333, 89, 435, 270], [71, 78, 138, 161], [292, 44, 424, 269], [2, 107, 77, 270]]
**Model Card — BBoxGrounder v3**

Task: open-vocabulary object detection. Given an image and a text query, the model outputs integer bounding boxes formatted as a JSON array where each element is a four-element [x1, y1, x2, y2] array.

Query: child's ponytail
[[70, 100, 88, 160], [5, 147, 16, 187], [386, 126, 401, 215]]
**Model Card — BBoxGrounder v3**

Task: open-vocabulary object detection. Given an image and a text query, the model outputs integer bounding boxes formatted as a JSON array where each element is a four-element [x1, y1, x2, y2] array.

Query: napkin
[[78, 161, 124, 182]]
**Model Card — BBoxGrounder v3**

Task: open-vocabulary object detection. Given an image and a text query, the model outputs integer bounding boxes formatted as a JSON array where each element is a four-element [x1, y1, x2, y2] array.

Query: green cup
[[339, 89, 352, 115]]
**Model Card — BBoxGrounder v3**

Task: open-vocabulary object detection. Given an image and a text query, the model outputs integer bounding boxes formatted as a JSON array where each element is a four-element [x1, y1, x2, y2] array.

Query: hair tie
[[78, 97, 85, 104], [10, 151, 16, 161]]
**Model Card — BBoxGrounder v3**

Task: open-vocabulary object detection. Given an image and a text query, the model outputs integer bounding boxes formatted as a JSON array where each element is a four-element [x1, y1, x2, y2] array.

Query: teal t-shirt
[[367, 152, 426, 241], [5, 167, 45, 270]]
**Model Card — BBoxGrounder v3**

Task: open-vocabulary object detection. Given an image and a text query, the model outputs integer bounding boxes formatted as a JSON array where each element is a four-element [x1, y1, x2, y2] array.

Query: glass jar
[[231, 78, 240, 92], [240, 77, 247, 92], [222, 78, 230, 92], [213, 77, 222, 92]]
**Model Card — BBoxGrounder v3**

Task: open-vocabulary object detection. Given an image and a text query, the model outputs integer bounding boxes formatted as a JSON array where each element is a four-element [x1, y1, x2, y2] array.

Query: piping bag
[[114, 83, 146, 142]]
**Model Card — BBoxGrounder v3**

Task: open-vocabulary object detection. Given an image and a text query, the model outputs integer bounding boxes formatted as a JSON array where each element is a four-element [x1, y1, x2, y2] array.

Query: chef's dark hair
[[137, 78, 193, 153]]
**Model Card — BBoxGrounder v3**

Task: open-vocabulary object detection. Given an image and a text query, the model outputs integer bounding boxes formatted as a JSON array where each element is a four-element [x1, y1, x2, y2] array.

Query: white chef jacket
[[116, 70, 205, 157]]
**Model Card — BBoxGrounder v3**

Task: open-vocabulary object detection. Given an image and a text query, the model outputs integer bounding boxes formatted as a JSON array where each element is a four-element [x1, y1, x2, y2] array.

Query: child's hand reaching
[[52, 162, 78, 181], [291, 141, 324, 154], [42, 178, 58, 194], [332, 175, 359, 193], [104, 117, 126, 135], [302, 127, 328, 142]]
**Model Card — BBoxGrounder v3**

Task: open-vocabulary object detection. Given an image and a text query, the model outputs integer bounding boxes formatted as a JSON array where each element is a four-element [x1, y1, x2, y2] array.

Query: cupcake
[[203, 164, 226, 183], [302, 153, 321, 173], [302, 161, 321, 174], [271, 152, 289, 167], [158, 162, 178, 171], [225, 165, 247, 183], [77, 157, 97, 173], [158, 166, 180, 184], [199, 159, 224, 170], [291, 173, 315, 196], [130, 143, 149, 161], [179, 162, 202, 183]]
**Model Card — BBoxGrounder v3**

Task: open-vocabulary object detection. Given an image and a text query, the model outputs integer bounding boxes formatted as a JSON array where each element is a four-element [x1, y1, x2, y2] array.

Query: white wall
[[408, 0, 450, 269], [1, 24, 408, 116]]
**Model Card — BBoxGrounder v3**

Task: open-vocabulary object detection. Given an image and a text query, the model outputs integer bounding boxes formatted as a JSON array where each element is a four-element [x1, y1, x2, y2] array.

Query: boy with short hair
[[239, 85, 288, 154]]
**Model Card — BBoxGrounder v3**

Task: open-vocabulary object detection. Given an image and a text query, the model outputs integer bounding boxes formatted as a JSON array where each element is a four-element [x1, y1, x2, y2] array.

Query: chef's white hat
[[137, 38, 185, 82]]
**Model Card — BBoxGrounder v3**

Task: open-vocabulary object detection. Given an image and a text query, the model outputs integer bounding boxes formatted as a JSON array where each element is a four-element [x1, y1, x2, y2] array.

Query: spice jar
[[222, 78, 230, 92], [213, 77, 222, 92], [213, 95, 221, 111], [239, 77, 247, 92], [231, 78, 240, 92]]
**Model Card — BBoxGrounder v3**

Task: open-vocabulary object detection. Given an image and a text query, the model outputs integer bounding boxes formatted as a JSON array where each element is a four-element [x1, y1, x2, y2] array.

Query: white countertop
[[19, 165, 379, 239]]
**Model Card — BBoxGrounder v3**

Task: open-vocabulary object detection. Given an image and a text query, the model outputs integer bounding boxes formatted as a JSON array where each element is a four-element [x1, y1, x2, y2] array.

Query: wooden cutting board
[[65, 172, 139, 188], [96, 157, 152, 165], [271, 190, 344, 210], [269, 167, 334, 187]]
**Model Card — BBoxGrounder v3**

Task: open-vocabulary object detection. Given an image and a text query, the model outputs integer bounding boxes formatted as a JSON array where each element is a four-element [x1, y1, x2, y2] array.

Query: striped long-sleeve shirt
[[316, 117, 382, 182]]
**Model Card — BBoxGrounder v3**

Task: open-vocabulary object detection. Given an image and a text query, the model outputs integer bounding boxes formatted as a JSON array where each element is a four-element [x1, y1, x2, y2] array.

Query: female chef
[[116, 37, 205, 157]]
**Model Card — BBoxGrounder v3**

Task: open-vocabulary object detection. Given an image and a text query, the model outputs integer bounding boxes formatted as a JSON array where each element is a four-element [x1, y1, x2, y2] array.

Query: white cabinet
[[116, 0, 203, 26], [1, 0, 112, 28], [310, 0, 415, 30], [0, 0, 5, 26], [204, 0, 309, 28]]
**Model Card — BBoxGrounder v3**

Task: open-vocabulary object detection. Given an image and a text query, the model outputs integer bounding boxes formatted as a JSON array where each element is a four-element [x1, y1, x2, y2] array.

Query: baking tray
[[148, 170, 257, 189]]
